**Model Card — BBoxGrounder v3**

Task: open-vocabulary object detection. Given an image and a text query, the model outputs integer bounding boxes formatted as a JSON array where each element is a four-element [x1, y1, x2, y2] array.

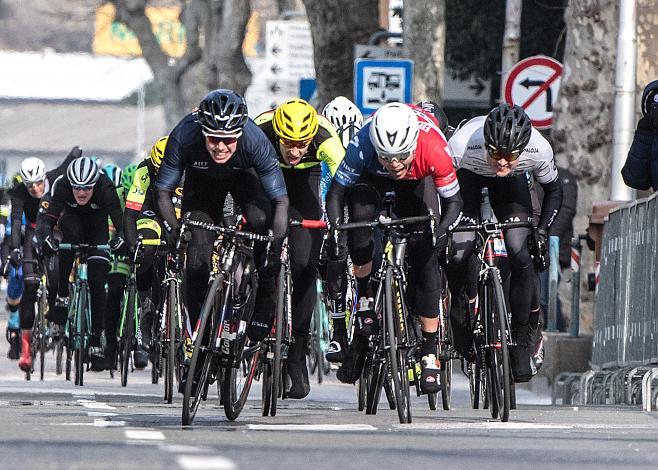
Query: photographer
[[622, 80, 658, 191]]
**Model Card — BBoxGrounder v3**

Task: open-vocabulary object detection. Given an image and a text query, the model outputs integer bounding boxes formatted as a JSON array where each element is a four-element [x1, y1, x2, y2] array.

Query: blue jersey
[[332, 123, 391, 187], [156, 113, 288, 200]]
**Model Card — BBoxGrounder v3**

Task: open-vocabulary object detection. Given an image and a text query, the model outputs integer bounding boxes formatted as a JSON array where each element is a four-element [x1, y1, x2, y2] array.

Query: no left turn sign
[[503, 55, 563, 129]]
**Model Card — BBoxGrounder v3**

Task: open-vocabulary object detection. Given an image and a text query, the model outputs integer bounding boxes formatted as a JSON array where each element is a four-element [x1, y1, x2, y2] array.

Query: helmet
[[19, 157, 46, 184], [641, 80, 658, 116], [88, 155, 104, 169], [121, 163, 139, 194], [369, 103, 419, 158], [322, 96, 363, 147], [273, 99, 319, 142], [197, 89, 249, 135], [67, 157, 100, 187], [483, 104, 532, 155], [103, 163, 122, 188], [149, 136, 169, 170]]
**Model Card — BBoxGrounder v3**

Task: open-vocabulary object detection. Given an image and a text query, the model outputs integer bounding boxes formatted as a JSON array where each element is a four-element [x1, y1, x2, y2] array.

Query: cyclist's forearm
[[155, 189, 179, 232], [438, 192, 463, 231], [271, 195, 289, 239], [326, 180, 347, 225], [123, 208, 139, 246], [538, 178, 563, 232], [10, 217, 21, 250]]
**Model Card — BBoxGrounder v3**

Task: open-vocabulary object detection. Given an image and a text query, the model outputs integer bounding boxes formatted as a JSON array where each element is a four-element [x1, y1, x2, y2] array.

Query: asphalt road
[[2, 316, 658, 470]]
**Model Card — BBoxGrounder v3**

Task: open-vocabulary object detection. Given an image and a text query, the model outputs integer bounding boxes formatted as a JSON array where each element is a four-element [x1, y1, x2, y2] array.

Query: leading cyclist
[[326, 102, 463, 394]]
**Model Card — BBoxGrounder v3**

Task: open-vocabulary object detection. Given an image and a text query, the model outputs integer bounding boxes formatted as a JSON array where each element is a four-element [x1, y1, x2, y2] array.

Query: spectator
[[622, 80, 658, 191]]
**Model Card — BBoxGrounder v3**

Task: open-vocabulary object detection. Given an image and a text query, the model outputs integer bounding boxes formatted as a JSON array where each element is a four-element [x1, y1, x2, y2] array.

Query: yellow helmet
[[273, 99, 318, 142], [149, 136, 169, 170]]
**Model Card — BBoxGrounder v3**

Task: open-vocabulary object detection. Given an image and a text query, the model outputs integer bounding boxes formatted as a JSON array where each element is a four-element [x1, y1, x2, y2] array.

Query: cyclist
[[320, 96, 363, 363], [326, 102, 463, 394], [35, 156, 125, 371], [254, 98, 345, 399], [2, 174, 23, 361], [123, 138, 181, 369], [154, 89, 289, 392], [447, 103, 563, 382]]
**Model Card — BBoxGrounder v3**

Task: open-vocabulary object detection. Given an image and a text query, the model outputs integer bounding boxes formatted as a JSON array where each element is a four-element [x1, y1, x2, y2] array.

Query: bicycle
[[23, 258, 49, 381], [59, 243, 110, 387], [334, 192, 438, 424], [451, 219, 533, 422], [181, 215, 270, 424], [307, 278, 332, 384], [150, 229, 188, 404]]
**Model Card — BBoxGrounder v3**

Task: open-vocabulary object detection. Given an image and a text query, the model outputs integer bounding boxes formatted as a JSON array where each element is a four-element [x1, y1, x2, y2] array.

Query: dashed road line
[[124, 429, 166, 441], [246, 424, 377, 432], [77, 399, 116, 410], [176, 455, 236, 470]]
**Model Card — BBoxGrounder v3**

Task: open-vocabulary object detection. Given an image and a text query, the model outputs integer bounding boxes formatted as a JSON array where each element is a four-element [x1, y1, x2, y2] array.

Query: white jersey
[[448, 115, 558, 185]]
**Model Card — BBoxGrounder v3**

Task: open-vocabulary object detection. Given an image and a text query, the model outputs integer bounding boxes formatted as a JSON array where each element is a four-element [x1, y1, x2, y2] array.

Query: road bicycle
[[452, 219, 533, 422], [181, 215, 270, 424], [23, 258, 50, 381], [60, 243, 110, 387]]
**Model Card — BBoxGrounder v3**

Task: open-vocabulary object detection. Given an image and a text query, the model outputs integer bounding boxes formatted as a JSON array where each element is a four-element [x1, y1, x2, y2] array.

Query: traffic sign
[[503, 55, 563, 129], [354, 45, 406, 60], [299, 78, 317, 105], [354, 59, 413, 115]]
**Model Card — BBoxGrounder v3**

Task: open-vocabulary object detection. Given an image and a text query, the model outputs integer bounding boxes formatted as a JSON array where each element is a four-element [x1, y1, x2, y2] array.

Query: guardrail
[[553, 192, 658, 409]]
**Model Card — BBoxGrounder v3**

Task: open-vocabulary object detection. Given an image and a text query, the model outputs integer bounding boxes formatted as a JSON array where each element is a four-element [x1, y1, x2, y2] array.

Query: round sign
[[503, 56, 563, 129]]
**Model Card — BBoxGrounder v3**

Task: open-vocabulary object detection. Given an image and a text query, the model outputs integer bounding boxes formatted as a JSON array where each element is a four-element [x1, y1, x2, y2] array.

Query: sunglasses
[[25, 180, 44, 189], [378, 151, 412, 163], [280, 137, 312, 149], [72, 184, 94, 192], [203, 132, 240, 146], [489, 149, 521, 162]]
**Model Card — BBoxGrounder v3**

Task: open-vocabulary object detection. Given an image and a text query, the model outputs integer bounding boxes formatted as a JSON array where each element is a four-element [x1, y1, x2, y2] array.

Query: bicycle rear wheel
[[487, 273, 511, 422], [74, 289, 88, 387], [38, 294, 47, 381], [385, 270, 411, 424], [182, 274, 222, 425], [119, 287, 137, 387], [164, 280, 178, 404]]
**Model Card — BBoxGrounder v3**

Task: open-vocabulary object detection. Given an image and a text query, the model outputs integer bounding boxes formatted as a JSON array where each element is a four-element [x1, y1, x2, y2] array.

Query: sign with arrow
[[503, 55, 563, 129]]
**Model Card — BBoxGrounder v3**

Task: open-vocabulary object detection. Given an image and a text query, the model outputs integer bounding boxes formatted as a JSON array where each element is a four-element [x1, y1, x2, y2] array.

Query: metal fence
[[592, 192, 658, 370]]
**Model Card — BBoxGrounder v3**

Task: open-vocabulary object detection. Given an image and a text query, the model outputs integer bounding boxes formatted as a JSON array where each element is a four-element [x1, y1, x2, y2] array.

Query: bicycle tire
[[383, 374, 397, 410], [39, 294, 46, 381], [440, 358, 452, 410], [56, 340, 63, 375], [120, 286, 137, 388], [223, 345, 260, 420], [385, 269, 411, 424], [271, 265, 287, 417], [488, 272, 511, 422], [357, 356, 370, 412], [75, 288, 88, 387], [182, 274, 222, 425], [165, 280, 178, 404], [261, 358, 273, 416], [365, 360, 385, 415]]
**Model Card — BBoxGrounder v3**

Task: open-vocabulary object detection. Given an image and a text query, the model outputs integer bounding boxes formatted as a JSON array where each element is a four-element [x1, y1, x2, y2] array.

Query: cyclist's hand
[[9, 248, 22, 268], [534, 229, 549, 271], [166, 225, 181, 252], [109, 235, 126, 254], [43, 235, 59, 256], [434, 226, 449, 252], [263, 239, 282, 277]]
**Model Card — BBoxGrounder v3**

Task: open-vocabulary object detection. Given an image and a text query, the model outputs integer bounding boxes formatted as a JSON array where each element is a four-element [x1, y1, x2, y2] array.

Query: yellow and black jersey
[[125, 159, 183, 219], [254, 111, 345, 175]]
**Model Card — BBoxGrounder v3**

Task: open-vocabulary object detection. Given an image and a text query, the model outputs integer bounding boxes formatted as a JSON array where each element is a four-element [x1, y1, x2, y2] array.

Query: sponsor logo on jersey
[[192, 161, 209, 169], [40, 201, 49, 209], [142, 210, 156, 217], [467, 145, 482, 151], [524, 147, 539, 153], [91, 203, 99, 209]]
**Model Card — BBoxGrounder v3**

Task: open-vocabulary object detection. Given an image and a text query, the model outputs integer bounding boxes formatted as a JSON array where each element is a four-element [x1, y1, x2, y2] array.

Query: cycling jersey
[[155, 113, 287, 200], [449, 115, 558, 184], [254, 112, 346, 175], [332, 106, 460, 199]]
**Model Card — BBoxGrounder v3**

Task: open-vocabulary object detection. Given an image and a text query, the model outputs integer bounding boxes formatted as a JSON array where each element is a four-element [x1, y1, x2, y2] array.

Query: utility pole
[[500, 0, 522, 100], [610, 0, 636, 202]]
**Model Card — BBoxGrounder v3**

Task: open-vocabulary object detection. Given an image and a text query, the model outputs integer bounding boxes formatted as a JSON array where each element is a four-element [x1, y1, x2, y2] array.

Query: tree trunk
[[403, 0, 446, 104], [550, 0, 618, 334], [303, 0, 380, 108]]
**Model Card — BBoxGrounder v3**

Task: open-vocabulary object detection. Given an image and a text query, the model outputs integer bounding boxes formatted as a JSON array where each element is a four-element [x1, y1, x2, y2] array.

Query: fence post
[[569, 236, 584, 337], [547, 235, 560, 332]]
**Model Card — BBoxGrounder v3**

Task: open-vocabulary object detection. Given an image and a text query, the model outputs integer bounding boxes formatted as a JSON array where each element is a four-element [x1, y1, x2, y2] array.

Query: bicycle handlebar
[[289, 219, 328, 230], [59, 243, 111, 251], [451, 220, 533, 234], [335, 213, 434, 232], [186, 219, 273, 244]]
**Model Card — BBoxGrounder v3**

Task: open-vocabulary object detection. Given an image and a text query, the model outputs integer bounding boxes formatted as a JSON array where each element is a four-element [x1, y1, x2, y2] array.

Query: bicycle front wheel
[[384, 269, 411, 424], [38, 293, 47, 381], [119, 286, 137, 387], [164, 280, 178, 404], [182, 274, 222, 425], [223, 344, 261, 420], [487, 272, 511, 422], [74, 288, 89, 387]]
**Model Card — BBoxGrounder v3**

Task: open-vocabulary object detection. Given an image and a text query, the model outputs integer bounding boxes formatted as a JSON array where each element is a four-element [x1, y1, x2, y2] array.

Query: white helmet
[[19, 157, 46, 184], [322, 96, 364, 147], [67, 156, 100, 187], [369, 103, 419, 158]]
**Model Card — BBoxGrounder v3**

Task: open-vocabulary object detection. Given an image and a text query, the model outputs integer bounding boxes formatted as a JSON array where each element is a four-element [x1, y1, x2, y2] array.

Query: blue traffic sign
[[354, 59, 413, 115], [299, 78, 317, 103]]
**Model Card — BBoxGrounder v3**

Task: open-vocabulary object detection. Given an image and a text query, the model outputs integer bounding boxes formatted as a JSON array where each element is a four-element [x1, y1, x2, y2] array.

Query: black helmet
[[197, 89, 249, 135], [483, 103, 532, 155], [641, 80, 658, 116]]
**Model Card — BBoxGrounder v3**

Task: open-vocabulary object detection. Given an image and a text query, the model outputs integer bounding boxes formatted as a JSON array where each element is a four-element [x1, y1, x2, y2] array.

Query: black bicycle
[[334, 193, 438, 424], [23, 258, 49, 381], [452, 220, 532, 422], [181, 215, 270, 424]]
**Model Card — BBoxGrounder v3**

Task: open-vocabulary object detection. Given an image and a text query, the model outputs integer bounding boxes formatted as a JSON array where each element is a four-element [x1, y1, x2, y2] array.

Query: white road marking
[[51, 419, 126, 427], [177, 455, 236, 470], [160, 444, 213, 453], [87, 412, 118, 417], [246, 424, 377, 432], [393, 422, 573, 431], [124, 429, 166, 441], [77, 399, 116, 410]]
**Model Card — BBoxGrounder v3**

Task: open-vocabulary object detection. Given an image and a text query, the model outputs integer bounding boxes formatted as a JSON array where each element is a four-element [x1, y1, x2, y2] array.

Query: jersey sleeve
[[530, 133, 559, 184], [125, 162, 150, 212], [155, 115, 192, 191], [316, 121, 346, 176], [243, 120, 288, 199], [332, 125, 370, 187]]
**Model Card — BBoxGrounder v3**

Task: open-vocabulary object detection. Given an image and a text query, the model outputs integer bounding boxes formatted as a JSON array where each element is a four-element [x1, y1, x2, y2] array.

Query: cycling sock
[[356, 275, 372, 299], [7, 303, 18, 313], [331, 313, 347, 335], [421, 331, 437, 357]]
